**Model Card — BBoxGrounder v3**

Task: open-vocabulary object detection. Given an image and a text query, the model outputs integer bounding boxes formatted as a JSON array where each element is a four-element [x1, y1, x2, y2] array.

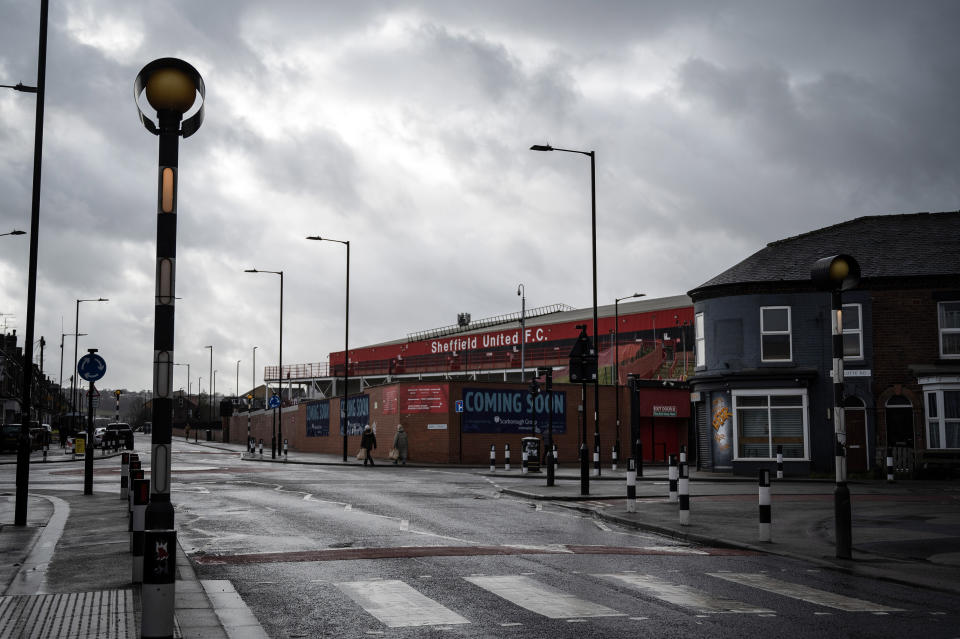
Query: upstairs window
[[939, 301, 960, 358], [842, 304, 863, 360], [760, 306, 792, 362], [695, 312, 705, 368]]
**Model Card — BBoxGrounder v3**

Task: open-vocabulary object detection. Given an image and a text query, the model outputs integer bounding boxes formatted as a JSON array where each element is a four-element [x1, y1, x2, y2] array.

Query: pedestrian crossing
[[332, 571, 911, 629]]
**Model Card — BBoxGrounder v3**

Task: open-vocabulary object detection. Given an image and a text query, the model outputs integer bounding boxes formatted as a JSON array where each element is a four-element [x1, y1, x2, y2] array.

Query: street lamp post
[[173, 363, 190, 398], [518, 284, 525, 380], [134, 57, 205, 537], [244, 269, 283, 459], [71, 299, 108, 433], [306, 236, 350, 461], [204, 345, 213, 425], [59, 332, 85, 423], [615, 293, 644, 465], [9, 0, 47, 527], [0, 230, 26, 237], [531, 143, 601, 474], [236, 359, 241, 397], [811, 254, 861, 560]]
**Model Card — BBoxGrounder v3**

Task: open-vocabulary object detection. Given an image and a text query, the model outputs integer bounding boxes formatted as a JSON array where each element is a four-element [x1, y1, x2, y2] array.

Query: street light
[[236, 359, 241, 397], [10, 0, 47, 527], [134, 57, 205, 540], [59, 332, 85, 421], [531, 143, 601, 474], [1, 230, 26, 237], [173, 362, 190, 398], [812, 253, 861, 560], [615, 293, 645, 462], [306, 236, 350, 461], [204, 345, 213, 424], [245, 269, 283, 459], [71, 298, 108, 433], [517, 284, 526, 380]]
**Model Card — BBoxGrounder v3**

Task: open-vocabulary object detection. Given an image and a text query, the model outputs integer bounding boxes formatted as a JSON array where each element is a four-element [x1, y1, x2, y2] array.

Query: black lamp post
[[811, 253, 861, 560], [306, 236, 350, 461], [518, 283, 525, 379], [204, 345, 213, 424], [9, 0, 47, 526], [134, 57, 205, 533], [531, 143, 601, 474], [245, 269, 283, 458], [615, 293, 644, 464]]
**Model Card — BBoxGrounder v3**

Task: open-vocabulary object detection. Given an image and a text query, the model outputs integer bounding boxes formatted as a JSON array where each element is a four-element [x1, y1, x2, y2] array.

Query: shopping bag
[[356, 448, 367, 460], [388, 448, 400, 460]]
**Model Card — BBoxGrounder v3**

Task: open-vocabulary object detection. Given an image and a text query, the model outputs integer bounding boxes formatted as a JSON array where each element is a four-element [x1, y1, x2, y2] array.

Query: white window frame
[[842, 303, 863, 361], [921, 377, 960, 450], [938, 301, 960, 359], [760, 306, 792, 362], [732, 389, 809, 461], [695, 312, 705, 368]]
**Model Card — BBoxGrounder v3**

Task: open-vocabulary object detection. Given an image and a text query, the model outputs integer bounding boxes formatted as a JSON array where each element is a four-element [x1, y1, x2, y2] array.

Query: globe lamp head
[[145, 68, 197, 114], [828, 258, 850, 283]]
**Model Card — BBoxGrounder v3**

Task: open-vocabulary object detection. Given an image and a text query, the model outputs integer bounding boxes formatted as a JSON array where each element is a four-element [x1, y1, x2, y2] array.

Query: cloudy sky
[[1, 1, 958, 395]]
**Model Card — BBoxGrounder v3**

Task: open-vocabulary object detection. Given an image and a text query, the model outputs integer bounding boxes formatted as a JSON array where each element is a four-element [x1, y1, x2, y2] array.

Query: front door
[[845, 407, 868, 473]]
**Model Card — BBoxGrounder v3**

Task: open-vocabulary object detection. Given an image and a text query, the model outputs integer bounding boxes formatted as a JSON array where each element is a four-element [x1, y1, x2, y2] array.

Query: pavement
[[1, 439, 958, 637]]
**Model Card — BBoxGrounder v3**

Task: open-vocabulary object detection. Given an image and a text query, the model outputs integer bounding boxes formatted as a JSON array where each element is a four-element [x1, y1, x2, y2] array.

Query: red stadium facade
[[225, 295, 695, 465]]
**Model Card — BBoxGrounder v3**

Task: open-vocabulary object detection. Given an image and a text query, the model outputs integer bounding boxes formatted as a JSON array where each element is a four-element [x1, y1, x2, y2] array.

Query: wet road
[[9, 438, 960, 638]]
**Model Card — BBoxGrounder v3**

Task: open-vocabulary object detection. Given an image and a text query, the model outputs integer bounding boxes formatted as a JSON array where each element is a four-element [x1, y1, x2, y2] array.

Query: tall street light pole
[[59, 332, 85, 420], [174, 362, 190, 397], [531, 143, 601, 473], [72, 299, 108, 431], [615, 293, 644, 462], [252, 345, 257, 397], [9, 0, 47, 526], [517, 284, 525, 380], [306, 236, 350, 461], [134, 58, 205, 537], [812, 254, 861, 560], [205, 345, 213, 424], [236, 359, 241, 397], [245, 269, 283, 458]]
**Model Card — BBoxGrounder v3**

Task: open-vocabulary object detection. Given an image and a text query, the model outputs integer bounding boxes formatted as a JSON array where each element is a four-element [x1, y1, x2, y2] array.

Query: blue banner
[[340, 394, 370, 436], [306, 400, 330, 437], [462, 388, 566, 434]]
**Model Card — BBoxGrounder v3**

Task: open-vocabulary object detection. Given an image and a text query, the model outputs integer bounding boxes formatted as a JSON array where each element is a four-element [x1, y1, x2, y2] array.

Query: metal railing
[[406, 303, 574, 342]]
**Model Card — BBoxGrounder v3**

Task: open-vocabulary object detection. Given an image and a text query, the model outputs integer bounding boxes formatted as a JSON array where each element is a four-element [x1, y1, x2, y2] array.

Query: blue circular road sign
[[77, 353, 107, 382], [268, 394, 281, 409]]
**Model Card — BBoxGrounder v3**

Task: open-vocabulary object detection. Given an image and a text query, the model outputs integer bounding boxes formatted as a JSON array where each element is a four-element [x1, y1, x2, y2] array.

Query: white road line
[[707, 574, 904, 612], [200, 580, 270, 638], [598, 574, 773, 614], [464, 575, 624, 619], [594, 521, 612, 532], [336, 580, 470, 628]]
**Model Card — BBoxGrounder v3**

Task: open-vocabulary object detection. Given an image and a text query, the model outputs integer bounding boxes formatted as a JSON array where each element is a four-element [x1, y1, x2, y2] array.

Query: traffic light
[[529, 379, 541, 396]]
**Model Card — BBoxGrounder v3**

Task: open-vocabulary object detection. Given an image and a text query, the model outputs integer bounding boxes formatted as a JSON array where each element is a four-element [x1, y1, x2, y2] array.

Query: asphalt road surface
[[12, 438, 960, 638]]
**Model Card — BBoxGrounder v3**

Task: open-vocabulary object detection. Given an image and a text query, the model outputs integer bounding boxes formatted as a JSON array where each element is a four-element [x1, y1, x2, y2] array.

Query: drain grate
[[0, 590, 135, 638]]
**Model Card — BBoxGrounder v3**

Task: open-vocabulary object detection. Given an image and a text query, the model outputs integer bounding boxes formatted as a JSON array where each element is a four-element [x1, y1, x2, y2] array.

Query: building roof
[[690, 211, 960, 297]]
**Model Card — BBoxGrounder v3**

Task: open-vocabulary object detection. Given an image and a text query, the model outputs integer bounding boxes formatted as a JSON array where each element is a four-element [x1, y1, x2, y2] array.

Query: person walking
[[392, 424, 409, 465], [360, 424, 377, 466]]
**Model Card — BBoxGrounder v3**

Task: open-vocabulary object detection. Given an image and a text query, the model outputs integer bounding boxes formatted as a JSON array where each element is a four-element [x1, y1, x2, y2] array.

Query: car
[[105, 423, 134, 449], [92, 427, 105, 447], [1, 424, 22, 453]]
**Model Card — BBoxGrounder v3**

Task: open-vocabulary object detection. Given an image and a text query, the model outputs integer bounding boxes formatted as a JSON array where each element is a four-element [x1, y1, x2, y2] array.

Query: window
[[733, 390, 808, 460], [695, 312, 705, 368], [760, 307, 792, 362], [939, 302, 960, 358], [842, 304, 863, 360], [924, 387, 960, 449]]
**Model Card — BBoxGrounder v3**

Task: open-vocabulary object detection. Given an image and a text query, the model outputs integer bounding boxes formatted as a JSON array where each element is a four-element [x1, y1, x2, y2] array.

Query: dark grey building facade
[[688, 212, 960, 477]]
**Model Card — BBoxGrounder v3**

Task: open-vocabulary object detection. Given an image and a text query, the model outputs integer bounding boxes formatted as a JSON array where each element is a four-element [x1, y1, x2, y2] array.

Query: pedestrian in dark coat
[[393, 424, 409, 465], [361, 425, 377, 466]]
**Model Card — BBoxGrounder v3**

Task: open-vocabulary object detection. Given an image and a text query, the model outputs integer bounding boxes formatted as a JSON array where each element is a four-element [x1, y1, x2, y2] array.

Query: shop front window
[[734, 390, 807, 459]]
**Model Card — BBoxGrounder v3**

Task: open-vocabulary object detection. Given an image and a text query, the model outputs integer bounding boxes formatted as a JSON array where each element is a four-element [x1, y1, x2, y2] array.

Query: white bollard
[[679, 445, 687, 464], [626, 458, 637, 513], [521, 450, 529, 475], [886, 448, 895, 483], [759, 469, 772, 542], [120, 452, 130, 500], [611, 445, 618, 472], [592, 445, 600, 477], [490, 444, 496, 472], [667, 455, 678, 503], [776, 444, 784, 480], [504, 444, 511, 472], [678, 462, 690, 526], [131, 478, 149, 582]]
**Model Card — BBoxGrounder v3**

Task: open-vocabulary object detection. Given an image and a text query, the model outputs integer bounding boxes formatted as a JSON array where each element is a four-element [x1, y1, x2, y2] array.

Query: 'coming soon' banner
[[461, 388, 566, 434]]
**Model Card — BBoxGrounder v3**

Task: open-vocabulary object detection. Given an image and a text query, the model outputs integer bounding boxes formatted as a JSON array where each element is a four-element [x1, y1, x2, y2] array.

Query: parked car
[[105, 423, 134, 449], [1, 424, 22, 453]]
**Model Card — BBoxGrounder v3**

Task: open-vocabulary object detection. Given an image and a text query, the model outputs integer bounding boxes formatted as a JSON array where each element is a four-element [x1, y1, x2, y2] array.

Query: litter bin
[[521, 437, 541, 472], [206, 428, 212, 441]]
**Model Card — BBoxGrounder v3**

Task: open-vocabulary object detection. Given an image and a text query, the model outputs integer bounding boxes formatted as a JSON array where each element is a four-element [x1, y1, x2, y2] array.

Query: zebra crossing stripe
[[335, 580, 470, 628], [464, 575, 624, 619], [597, 574, 773, 614], [706, 574, 904, 612]]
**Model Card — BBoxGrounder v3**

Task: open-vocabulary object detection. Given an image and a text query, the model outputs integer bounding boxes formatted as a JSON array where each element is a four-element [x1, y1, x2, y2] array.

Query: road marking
[[641, 546, 708, 555], [336, 580, 470, 628], [595, 521, 612, 532], [708, 574, 904, 612], [598, 574, 773, 614], [200, 580, 269, 638], [464, 575, 624, 619]]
